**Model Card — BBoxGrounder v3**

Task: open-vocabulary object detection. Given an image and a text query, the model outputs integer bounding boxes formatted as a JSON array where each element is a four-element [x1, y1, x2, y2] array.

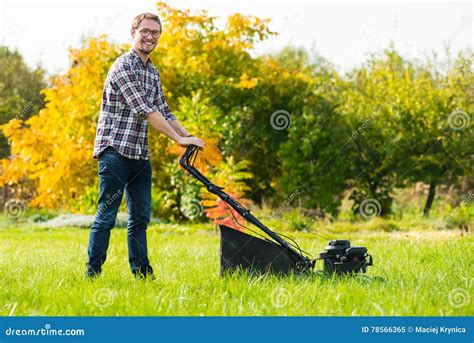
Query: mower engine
[[319, 240, 373, 274]]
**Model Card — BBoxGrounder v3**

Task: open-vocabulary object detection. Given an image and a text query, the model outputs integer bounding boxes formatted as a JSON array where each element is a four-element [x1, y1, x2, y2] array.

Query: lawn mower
[[180, 145, 373, 275]]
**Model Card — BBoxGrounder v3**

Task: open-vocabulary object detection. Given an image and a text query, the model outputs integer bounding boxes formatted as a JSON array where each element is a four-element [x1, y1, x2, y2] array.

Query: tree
[[276, 48, 349, 216], [0, 47, 46, 158], [341, 47, 473, 217], [1, 37, 126, 209], [340, 49, 407, 217], [399, 51, 473, 217]]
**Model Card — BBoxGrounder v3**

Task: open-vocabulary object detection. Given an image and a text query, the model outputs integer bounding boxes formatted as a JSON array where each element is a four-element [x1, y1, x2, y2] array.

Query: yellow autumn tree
[[1, 37, 128, 210]]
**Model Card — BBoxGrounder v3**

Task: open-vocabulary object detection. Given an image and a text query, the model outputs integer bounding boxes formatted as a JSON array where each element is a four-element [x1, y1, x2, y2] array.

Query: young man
[[87, 12, 204, 278]]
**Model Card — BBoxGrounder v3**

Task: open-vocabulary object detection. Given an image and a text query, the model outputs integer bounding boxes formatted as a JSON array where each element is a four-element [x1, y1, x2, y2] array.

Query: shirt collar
[[129, 48, 152, 68]]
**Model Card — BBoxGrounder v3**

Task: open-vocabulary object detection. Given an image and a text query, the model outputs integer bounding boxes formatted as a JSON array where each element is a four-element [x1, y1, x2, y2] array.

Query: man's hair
[[131, 12, 162, 31]]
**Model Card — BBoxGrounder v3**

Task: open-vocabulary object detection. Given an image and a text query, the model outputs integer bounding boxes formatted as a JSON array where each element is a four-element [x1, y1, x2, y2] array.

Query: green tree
[[0, 47, 46, 158], [398, 50, 473, 217], [340, 49, 406, 217], [341, 47, 473, 217], [277, 48, 349, 216]]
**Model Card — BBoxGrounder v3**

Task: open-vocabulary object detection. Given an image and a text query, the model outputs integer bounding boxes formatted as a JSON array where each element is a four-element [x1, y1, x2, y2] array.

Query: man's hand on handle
[[177, 136, 204, 149]]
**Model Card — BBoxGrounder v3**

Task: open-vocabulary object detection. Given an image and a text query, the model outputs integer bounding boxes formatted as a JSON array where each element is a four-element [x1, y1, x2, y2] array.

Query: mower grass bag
[[219, 224, 302, 275]]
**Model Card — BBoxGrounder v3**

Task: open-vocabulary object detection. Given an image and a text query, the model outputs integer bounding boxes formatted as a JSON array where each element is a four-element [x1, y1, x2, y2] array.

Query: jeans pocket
[[105, 147, 120, 155], [104, 148, 125, 162], [98, 157, 108, 175]]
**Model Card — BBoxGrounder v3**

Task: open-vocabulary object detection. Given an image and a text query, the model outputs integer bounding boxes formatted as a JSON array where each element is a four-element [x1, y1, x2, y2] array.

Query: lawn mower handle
[[179, 145, 314, 271]]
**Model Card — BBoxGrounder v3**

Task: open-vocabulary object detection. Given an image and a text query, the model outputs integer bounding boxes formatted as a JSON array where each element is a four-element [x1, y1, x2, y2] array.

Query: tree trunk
[[423, 182, 436, 218]]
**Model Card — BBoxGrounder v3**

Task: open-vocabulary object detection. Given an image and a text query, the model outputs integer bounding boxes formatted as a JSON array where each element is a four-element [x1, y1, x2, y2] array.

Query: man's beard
[[139, 42, 155, 55], [138, 47, 152, 55]]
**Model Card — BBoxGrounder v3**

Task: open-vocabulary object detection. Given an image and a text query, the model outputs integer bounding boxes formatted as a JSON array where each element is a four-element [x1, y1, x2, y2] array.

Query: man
[[87, 12, 204, 278]]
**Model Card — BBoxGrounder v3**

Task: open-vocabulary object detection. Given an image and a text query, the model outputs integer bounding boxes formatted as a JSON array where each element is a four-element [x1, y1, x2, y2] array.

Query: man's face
[[131, 18, 161, 55]]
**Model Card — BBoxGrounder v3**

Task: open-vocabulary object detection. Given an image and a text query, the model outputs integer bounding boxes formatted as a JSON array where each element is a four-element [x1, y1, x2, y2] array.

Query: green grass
[[0, 223, 472, 316]]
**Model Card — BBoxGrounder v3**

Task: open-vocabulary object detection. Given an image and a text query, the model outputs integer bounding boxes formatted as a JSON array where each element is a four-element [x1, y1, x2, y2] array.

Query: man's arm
[[112, 62, 203, 148], [147, 111, 204, 148], [152, 70, 202, 147], [168, 119, 192, 137]]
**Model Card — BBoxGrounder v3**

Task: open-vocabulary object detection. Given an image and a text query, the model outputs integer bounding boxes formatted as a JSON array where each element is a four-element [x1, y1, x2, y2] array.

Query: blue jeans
[[87, 147, 153, 277]]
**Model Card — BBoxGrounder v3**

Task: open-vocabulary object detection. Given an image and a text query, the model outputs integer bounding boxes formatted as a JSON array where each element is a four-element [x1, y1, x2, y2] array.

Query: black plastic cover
[[219, 224, 301, 275]]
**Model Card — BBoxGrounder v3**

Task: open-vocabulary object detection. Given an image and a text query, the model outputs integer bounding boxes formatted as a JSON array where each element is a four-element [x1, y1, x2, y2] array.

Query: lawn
[[0, 223, 472, 316]]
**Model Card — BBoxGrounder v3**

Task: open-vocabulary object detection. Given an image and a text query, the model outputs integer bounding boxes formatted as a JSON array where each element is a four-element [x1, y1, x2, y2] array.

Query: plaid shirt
[[93, 48, 176, 160]]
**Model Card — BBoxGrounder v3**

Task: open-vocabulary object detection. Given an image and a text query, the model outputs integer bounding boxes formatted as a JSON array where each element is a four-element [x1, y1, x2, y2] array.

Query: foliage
[[0, 47, 46, 158], [200, 156, 253, 229], [340, 47, 473, 217], [402, 51, 473, 217], [1, 37, 127, 210], [0, 4, 471, 222], [277, 48, 349, 216], [444, 200, 474, 230]]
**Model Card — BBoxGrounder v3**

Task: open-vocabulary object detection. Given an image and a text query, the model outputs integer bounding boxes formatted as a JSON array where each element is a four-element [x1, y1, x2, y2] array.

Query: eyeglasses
[[139, 28, 161, 39]]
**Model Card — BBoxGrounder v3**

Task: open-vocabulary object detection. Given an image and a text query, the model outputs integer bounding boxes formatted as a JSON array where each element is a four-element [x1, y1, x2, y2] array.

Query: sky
[[0, 0, 472, 76]]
